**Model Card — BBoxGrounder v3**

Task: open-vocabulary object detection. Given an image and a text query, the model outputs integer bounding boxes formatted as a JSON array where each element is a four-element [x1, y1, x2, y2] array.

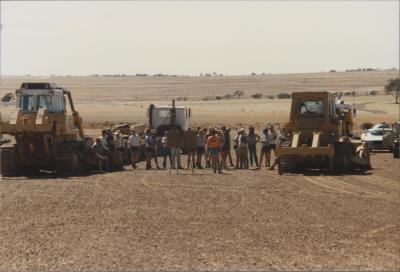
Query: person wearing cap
[[238, 128, 249, 169], [92, 137, 109, 172], [258, 127, 271, 168], [161, 130, 172, 169], [145, 129, 161, 170], [248, 126, 260, 167], [206, 128, 222, 174], [128, 129, 141, 169]]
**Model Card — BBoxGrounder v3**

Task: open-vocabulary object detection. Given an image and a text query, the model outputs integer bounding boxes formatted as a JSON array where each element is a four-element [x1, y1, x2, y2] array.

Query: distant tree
[[251, 93, 263, 99], [266, 95, 275, 99], [233, 90, 244, 98], [223, 94, 234, 99], [384, 78, 400, 104], [251, 72, 257, 76], [369, 90, 378, 96], [276, 92, 291, 99], [329, 69, 337, 73]]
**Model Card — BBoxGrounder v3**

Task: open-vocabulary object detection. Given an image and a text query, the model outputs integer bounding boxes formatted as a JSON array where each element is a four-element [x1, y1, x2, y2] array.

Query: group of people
[[122, 125, 280, 174], [91, 129, 125, 172]]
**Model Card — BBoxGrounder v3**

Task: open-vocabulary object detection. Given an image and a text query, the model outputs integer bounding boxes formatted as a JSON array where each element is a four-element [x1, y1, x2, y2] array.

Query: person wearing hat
[[145, 129, 161, 170], [248, 126, 260, 167], [206, 128, 222, 174], [161, 130, 172, 169], [92, 137, 109, 172], [128, 129, 141, 169]]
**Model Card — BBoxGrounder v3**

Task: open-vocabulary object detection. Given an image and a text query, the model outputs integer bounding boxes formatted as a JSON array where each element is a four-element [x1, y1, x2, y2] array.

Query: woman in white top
[[128, 130, 141, 169]]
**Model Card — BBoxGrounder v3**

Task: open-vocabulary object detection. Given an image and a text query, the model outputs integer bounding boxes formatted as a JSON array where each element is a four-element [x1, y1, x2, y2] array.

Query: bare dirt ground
[[0, 152, 399, 271], [1, 71, 399, 270]]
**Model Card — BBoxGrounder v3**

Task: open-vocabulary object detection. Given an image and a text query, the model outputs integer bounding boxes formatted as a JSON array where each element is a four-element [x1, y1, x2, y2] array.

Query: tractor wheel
[[55, 143, 80, 176], [0, 146, 18, 176], [333, 142, 352, 173]]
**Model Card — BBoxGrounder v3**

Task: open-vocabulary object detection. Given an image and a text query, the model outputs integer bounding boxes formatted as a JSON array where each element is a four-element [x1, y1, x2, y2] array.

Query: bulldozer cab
[[286, 92, 353, 144], [2, 82, 84, 139], [17, 83, 67, 114]]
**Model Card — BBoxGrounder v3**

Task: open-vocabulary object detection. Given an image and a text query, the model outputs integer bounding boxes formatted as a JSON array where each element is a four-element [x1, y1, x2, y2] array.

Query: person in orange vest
[[206, 128, 222, 174]]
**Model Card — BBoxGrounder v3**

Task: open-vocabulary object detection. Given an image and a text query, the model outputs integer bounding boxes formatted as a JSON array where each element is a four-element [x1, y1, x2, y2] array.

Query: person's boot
[[197, 162, 203, 169], [162, 161, 166, 169], [192, 162, 196, 169]]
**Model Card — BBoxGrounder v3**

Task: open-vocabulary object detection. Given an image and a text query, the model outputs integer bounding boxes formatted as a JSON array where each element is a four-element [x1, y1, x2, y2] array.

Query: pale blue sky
[[1, 1, 399, 75]]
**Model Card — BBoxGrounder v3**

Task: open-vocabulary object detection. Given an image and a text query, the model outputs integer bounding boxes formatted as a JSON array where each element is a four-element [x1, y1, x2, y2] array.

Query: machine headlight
[[330, 132, 336, 137]]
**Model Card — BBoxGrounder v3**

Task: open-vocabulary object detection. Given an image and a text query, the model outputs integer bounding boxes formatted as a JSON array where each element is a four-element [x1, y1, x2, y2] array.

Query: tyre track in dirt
[[303, 175, 399, 203]]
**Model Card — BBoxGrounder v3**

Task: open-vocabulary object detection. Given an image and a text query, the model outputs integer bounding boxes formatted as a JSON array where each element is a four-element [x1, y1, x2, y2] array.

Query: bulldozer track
[[0, 146, 17, 177], [304, 176, 399, 203]]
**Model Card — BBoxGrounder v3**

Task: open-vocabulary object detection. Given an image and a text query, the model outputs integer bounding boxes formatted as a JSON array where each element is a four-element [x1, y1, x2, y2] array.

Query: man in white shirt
[[101, 129, 109, 151], [128, 129, 141, 169], [113, 131, 124, 168]]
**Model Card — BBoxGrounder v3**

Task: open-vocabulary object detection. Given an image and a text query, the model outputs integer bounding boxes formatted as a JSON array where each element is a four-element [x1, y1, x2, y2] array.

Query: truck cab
[[148, 100, 191, 136]]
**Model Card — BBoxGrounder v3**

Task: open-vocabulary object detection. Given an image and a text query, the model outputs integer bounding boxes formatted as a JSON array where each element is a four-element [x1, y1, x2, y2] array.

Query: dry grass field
[[1, 70, 399, 270], [1, 70, 398, 127]]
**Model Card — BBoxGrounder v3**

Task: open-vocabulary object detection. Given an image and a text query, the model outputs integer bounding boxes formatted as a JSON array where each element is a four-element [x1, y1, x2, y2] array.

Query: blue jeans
[[248, 144, 258, 166]]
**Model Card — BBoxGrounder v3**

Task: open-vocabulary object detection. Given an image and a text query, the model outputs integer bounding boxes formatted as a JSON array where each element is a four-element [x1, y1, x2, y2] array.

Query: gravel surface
[[0, 153, 399, 271]]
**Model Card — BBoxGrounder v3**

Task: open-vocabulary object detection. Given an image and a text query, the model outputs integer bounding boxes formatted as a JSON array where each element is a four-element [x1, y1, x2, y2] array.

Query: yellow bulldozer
[[275, 91, 371, 174], [0, 83, 94, 176]]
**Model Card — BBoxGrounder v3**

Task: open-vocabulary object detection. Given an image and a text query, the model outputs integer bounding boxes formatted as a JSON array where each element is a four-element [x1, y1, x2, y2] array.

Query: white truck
[[148, 100, 191, 136], [361, 122, 396, 151]]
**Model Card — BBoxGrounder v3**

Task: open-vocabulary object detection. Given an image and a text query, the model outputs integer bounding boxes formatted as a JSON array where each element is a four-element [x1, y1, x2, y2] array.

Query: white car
[[361, 122, 395, 150]]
